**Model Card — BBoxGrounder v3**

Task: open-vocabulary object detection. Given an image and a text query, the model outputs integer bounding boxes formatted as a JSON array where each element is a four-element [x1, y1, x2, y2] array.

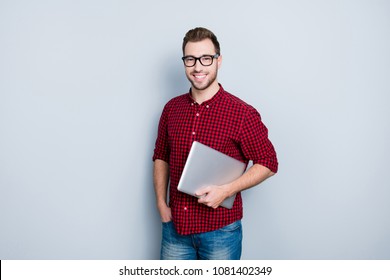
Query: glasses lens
[[183, 57, 195, 67], [200, 56, 213, 66]]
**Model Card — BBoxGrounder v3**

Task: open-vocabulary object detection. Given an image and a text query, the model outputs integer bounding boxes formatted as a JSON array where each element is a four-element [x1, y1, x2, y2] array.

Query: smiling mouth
[[193, 73, 207, 81]]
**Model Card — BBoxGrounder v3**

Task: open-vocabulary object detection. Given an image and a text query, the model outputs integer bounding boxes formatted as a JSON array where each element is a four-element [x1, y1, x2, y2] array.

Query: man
[[153, 27, 278, 260]]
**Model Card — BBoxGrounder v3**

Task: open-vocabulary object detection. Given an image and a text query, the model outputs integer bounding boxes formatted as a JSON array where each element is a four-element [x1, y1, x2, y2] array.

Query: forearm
[[153, 159, 170, 207], [196, 163, 275, 209], [226, 163, 275, 197]]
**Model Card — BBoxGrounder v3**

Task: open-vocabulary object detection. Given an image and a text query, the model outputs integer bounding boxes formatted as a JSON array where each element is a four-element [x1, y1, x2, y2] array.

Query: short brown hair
[[182, 27, 221, 55]]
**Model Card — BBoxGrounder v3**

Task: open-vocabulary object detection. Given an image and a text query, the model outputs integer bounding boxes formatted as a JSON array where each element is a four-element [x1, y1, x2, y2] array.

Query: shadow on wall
[[141, 52, 188, 259], [164, 52, 189, 99]]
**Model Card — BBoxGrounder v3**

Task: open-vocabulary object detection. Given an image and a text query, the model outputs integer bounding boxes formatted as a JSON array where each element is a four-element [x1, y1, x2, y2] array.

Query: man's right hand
[[158, 203, 172, 223]]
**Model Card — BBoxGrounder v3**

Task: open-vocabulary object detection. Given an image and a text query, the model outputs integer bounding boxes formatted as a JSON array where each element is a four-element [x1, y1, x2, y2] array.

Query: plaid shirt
[[153, 85, 278, 235]]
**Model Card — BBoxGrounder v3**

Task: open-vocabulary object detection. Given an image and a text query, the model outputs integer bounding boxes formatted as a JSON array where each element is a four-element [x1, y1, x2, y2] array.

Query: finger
[[195, 186, 210, 197], [198, 194, 207, 204]]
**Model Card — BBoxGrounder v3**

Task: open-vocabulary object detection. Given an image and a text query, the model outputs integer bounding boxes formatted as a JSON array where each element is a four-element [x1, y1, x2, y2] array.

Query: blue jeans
[[160, 220, 242, 260]]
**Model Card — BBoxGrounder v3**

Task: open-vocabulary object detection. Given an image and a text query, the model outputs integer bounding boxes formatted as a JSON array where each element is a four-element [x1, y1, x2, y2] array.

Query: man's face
[[183, 39, 222, 92]]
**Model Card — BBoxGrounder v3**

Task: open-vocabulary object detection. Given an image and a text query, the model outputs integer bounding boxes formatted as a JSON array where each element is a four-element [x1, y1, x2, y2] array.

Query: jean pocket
[[162, 221, 173, 226], [218, 220, 242, 232]]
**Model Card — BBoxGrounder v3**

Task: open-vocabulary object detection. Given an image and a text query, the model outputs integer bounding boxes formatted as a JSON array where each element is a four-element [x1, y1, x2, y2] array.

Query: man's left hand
[[195, 185, 231, 209]]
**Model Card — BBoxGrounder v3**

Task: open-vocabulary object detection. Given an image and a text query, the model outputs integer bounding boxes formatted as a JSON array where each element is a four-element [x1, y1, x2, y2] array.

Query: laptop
[[177, 141, 247, 209]]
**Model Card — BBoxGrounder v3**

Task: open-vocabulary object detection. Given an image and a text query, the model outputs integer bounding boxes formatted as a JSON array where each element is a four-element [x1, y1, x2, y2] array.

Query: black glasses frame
[[181, 54, 220, 67]]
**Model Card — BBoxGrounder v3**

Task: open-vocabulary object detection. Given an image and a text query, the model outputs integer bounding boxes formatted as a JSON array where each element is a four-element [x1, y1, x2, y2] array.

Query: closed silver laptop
[[177, 141, 246, 209]]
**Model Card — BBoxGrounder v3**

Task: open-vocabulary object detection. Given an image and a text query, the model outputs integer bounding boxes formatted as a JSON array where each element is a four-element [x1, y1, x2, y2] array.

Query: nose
[[193, 59, 203, 71]]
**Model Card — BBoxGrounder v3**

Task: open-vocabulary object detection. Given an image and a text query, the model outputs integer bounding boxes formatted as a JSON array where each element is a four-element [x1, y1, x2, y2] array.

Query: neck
[[191, 82, 220, 104]]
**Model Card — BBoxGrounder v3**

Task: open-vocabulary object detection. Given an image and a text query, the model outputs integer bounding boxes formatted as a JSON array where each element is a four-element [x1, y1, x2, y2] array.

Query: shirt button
[[196, 113, 200, 117], [206, 105, 209, 108], [192, 132, 196, 135], [184, 207, 187, 211]]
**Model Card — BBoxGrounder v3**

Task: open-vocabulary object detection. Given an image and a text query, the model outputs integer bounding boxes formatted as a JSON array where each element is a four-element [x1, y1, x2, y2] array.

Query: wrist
[[157, 199, 168, 209], [225, 183, 237, 198]]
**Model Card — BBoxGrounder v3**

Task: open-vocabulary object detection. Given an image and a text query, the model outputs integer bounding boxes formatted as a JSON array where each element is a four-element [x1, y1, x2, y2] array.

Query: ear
[[217, 55, 222, 69]]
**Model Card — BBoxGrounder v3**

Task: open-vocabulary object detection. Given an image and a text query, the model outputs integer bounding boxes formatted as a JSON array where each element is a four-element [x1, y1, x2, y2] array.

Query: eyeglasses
[[181, 54, 220, 67]]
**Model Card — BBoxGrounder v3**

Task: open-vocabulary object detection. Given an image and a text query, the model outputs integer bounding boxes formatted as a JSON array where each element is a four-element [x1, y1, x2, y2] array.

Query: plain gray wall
[[1, 0, 389, 259]]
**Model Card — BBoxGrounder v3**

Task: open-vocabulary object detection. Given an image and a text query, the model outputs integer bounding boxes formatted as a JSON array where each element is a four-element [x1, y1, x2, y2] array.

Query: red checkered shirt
[[153, 85, 278, 235]]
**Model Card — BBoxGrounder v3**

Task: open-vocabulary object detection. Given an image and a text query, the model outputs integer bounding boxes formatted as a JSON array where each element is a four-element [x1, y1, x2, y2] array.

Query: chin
[[190, 79, 214, 91], [192, 83, 210, 91]]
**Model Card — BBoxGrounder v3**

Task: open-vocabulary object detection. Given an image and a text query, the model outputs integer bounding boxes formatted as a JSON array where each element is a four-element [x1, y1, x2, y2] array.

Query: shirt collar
[[187, 84, 225, 106]]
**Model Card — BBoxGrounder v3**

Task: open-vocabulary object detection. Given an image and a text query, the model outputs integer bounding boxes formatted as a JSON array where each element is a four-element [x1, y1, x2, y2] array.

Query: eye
[[201, 56, 212, 63], [184, 57, 195, 63]]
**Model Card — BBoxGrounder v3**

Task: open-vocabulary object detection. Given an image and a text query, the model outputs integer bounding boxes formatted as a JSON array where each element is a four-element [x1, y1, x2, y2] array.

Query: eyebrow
[[184, 54, 215, 57]]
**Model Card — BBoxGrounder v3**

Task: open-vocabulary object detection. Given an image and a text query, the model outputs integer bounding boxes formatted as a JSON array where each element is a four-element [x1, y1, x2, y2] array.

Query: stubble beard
[[188, 68, 218, 92]]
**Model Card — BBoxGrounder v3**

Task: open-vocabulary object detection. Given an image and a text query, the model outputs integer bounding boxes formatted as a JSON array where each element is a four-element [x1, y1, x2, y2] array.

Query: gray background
[[1, 0, 389, 259]]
